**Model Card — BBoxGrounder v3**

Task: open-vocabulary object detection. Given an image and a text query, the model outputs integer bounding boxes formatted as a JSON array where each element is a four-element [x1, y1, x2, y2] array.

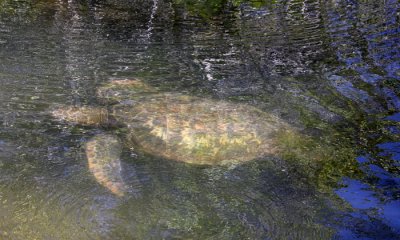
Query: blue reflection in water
[[356, 155, 371, 164], [336, 229, 373, 240], [335, 178, 379, 210], [362, 0, 400, 81], [367, 164, 398, 182], [326, 0, 400, 111], [381, 201, 400, 230], [335, 111, 400, 237], [385, 113, 400, 134], [386, 126, 400, 135], [335, 149, 400, 238], [335, 176, 400, 238], [377, 142, 400, 162], [325, 0, 400, 237], [385, 113, 400, 122]]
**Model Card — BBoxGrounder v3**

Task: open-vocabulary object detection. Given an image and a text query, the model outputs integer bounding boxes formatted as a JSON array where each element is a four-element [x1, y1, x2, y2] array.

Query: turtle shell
[[111, 93, 287, 165]]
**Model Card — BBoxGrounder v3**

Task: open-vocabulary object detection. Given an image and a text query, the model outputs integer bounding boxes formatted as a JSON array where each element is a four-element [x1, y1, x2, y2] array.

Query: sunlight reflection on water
[[0, 0, 399, 239]]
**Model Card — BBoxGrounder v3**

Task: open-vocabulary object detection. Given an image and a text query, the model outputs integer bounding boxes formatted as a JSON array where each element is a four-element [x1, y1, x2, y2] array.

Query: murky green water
[[0, 0, 399, 239]]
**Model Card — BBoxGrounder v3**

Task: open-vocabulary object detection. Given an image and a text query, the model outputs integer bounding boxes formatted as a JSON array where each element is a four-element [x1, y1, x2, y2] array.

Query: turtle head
[[96, 79, 158, 104], [51, 105, 114, 127]]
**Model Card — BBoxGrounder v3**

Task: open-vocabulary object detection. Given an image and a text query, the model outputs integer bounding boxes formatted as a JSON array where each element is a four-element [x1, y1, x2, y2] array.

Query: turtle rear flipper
[[86, 134, 129, 197]]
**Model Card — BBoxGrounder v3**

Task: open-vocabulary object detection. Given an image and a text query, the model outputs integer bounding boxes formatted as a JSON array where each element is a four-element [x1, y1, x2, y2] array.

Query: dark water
[[0, 0, 399, 239]]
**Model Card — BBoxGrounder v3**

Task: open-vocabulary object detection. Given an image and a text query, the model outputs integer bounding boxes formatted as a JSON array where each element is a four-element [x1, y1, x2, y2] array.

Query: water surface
[[0, 0, 399, 239]]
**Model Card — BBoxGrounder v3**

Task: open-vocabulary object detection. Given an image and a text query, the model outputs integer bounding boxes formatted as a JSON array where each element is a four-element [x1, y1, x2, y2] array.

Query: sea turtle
[[52, 79, 291, 196]]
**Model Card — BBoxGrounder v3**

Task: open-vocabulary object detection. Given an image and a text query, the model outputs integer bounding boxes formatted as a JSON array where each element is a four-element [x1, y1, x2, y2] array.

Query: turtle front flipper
[[85, 134, 128, 197]]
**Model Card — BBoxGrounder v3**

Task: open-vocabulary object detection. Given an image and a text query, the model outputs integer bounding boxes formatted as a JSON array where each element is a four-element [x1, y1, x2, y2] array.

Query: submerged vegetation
[[173, 0, 272, 18], [0, 0, 56, 20], [277, 129, 361, 193], [1, 0, 399, 238]]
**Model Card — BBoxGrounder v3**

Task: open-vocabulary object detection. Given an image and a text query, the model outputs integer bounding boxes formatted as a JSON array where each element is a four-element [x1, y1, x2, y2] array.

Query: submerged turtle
[[52, 79, 291, 196]]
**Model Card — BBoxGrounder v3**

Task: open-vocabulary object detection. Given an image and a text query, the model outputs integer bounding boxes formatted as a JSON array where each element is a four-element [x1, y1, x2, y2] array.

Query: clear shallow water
[[0, 0, 399, 239]]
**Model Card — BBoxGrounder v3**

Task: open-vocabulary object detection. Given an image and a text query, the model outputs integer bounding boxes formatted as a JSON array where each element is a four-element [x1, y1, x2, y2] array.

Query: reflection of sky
[[326, 0, 400, 111], [381, 201, 400, 230], [335, 178, 379, 210], [377, 142, 400, 162], [385, 113, 400, 134], [336, 229, 373, 240], [335, 150, 400, 238], [336, 111, 400, 237], [362, 0, 400, 81], [326, 1, 400, 237], [335, 177, 400, 238], [385, 112, 400, 122]]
